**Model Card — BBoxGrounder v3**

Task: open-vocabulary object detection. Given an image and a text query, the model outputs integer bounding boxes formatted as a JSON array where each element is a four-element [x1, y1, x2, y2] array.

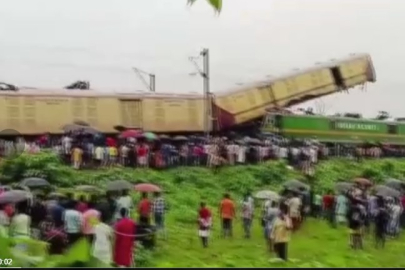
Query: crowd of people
[[0, 131, 398, 174], [0, 190, 168, 267], [318, 182, 405, 250], [0, 176, 404, 265]]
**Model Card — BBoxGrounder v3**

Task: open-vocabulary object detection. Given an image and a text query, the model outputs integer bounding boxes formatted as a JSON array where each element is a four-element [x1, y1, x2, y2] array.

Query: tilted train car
[[0, 53, 376, 134], [262, 114, 405, 145], [215, 53, 376, 129]]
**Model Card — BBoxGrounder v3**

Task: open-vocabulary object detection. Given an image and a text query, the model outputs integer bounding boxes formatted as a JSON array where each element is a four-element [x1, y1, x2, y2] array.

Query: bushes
[[2, 153, 405, 195]]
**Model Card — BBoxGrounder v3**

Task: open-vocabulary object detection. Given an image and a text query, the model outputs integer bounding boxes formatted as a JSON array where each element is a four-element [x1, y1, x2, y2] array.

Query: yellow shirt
[[109, 147, 118, 156], [72, 148, 83, 162], [271, 217, 291, 243]]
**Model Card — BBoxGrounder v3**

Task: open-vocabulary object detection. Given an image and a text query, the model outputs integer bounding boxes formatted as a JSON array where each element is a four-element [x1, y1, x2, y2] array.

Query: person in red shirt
[[138, 193, 151, 225], [114, 208, 136, 267], [76, 195, 88, 213], [198, 202, 212, 248], [322, 190, 335, 227], [137, 143, 149, 168]]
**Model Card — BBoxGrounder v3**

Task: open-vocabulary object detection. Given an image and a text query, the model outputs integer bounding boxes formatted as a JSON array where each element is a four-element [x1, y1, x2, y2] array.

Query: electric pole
[[132, 67, 156, 92], [189, 48, 212, 137]]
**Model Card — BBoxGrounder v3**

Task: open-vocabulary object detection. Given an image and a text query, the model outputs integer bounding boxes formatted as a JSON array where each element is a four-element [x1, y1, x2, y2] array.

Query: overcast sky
[[0, 0, 403, 117]]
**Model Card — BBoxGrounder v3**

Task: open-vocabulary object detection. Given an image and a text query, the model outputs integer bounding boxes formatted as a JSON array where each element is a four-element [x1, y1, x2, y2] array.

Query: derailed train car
[[214, 53, 376, 129], [0, 54, 376, 134]]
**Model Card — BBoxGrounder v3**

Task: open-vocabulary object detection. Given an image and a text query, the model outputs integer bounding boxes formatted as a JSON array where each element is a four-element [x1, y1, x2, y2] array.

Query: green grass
[[3, 153, 405, 267], [153, 217, 405, 268]]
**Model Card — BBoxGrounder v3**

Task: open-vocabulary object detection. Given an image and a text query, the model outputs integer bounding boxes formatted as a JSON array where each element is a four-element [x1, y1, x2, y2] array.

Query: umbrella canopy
[[73, 120, 90, 126], [335, 182, 353, 193], [48, 192, 66, 199], [121, 129, 142, 139], [159, 134, 170, 140], [143, 132, 157, 141], [375, 185, 401, 198], [20, 177, 50, 188], [283, 180, 309, 191], [61, 124, 98, 134], [384, 178, 405, 192], [254, 190, 279, 200], [353, 177, 372, 186], [76, 185, 101, 193], [134, 183, 161, 193], [172, 135, 188, 141], [106, 180, 132, 192], [0, 190, 31, 204]]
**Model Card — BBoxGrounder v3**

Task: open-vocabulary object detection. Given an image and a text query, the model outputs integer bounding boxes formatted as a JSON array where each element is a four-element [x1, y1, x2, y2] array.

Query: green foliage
[[188, 0, 222, 13]]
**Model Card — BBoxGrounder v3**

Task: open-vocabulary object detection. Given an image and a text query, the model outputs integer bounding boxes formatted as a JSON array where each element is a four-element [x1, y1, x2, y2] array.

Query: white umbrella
[[254, 190, 279, 200]]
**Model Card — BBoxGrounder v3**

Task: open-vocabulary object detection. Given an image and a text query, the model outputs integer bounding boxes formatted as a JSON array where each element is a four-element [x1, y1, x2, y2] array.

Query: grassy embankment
[[2, 153, 405, 267]]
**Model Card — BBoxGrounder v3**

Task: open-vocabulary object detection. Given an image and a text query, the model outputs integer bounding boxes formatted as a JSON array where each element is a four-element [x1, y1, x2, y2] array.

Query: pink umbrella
[[134, 183, 161, 193], [121, 129, 142, 139]]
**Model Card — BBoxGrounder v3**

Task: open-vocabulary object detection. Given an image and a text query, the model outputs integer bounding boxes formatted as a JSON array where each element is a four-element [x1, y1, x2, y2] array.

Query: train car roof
[[0, 53, 374, 99], [0, 88, 203, 99], [215, 53, 375, 97]]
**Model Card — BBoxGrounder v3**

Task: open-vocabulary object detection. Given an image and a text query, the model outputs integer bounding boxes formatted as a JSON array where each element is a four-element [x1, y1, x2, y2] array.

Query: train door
[[120, 100, 143, 129]]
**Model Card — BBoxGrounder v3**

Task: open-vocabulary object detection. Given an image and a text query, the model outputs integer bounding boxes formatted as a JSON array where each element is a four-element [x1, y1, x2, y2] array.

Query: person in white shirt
[[286, 193, 302, 231], [237, 143, 247, 164], [94, 146, 103, 166], [115, 190, 133, 221], [63, 201, 83, 246], [92, 212, 113, 265], [10, 201, 31, 238]]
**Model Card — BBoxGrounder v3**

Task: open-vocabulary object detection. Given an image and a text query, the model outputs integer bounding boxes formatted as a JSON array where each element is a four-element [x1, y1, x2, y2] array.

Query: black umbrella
[[335, 182, 353, 193], [0, 190, 31, 204], [375, 185, 401, 198], [106, 180, 132, 192], [384, 179, 405, 192], [283, 179, 309, 191], [61, 124, 98, 134], [20, 177, 50, 188]]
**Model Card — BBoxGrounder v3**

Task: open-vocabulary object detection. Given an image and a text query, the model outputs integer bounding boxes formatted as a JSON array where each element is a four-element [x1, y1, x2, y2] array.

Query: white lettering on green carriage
[[335, 122, 379, 131]]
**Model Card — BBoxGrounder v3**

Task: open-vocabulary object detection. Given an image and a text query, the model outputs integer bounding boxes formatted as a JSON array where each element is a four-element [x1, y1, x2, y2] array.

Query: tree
[[188, 0, 222, 13], [375, 111, 390, 121]]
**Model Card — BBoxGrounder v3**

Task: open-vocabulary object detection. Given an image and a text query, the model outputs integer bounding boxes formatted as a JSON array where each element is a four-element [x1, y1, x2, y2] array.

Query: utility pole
[[132, 67, 156, 92], [189, 48, 212, 137]]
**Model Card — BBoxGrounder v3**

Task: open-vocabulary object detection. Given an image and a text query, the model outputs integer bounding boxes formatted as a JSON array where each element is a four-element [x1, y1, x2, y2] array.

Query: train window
[[330, 67, 345, 89], [275, 114, 282, 129], [388, 124, 398, 134]]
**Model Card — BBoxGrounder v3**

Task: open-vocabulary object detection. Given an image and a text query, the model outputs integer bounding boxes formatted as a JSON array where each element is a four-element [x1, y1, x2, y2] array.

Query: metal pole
[[149, 74, 156, 92], [201, 48, 211, 137]]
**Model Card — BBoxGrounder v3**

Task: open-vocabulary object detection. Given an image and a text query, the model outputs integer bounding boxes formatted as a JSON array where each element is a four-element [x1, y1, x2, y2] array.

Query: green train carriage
[[262, 114, 405, 145]]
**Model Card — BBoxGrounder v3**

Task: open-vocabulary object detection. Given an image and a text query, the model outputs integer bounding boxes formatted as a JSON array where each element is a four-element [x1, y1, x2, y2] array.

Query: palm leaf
[[187, 0, 222, 13]]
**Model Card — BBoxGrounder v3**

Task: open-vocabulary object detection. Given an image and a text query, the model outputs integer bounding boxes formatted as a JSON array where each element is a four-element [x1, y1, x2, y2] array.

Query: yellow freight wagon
[[0, 90, 205, 134]]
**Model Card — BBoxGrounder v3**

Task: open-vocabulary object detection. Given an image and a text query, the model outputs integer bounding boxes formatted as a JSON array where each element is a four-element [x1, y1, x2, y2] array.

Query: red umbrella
[[134, 183, 161, 193], [121, 129, 143, 139], [106, 137, 117, 147]]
